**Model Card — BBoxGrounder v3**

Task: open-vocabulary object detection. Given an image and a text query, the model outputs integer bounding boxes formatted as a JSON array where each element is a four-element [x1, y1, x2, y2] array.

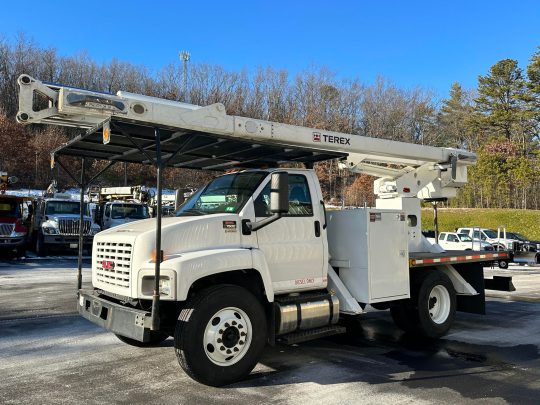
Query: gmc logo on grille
[[102, 260, 115, 270]]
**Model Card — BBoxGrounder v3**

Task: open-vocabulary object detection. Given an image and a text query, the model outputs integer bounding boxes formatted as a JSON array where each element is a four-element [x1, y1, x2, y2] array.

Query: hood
[[97, 213, 246, 266]]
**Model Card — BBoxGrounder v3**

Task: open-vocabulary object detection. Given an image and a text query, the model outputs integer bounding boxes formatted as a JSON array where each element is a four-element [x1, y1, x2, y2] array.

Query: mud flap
[[452, 263, 486, 315]]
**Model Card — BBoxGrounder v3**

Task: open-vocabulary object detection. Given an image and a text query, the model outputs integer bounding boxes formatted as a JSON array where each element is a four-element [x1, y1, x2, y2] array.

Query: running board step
[[277, 325, 346, 345]]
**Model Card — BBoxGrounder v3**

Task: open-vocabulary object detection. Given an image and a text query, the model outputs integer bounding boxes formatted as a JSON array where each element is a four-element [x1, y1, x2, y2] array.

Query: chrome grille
[[95, 241, 132, 290], [0, 224, 14, 236], [58, 219, 91, 235]]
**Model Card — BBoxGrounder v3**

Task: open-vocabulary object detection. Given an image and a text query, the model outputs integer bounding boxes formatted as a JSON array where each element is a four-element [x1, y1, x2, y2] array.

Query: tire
[[35, 232, 47, 257], [174, 285, 267, 387], [115, 332, 169, 347], [415, 271, 456, 338], [498, 259, 509, 269]]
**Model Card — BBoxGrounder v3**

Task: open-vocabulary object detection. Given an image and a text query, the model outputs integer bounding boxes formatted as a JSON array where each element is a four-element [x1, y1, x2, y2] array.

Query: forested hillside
[[0, 35, 538, 208]]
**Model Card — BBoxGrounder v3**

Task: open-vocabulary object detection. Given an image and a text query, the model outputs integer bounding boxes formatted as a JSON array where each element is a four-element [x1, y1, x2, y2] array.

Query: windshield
[[46, 201, 89, 216], [458, 234, 472, 242], [507, 232, 526, 241], [0, 201, 18, 217], [111, 204, 149, 219], [176, 172, 267, 216], [483, 230, 498, 238]]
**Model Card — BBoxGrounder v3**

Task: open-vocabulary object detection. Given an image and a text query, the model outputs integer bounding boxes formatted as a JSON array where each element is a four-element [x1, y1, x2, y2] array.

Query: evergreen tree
[[439, 82, 475, 149], [474, 59, 529, 142]]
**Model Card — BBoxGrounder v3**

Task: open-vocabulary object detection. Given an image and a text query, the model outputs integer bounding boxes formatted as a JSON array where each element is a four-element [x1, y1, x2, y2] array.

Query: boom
[[17, 74, 475, 220]]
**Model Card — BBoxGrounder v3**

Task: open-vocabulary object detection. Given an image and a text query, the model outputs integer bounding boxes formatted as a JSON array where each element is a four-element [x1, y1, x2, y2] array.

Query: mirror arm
[[243, 213, 283, 234]]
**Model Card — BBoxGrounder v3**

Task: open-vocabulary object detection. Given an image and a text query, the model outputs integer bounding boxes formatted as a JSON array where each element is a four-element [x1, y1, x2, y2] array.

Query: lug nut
[[219, 329, 223, 334], [217, 338, 222, 343], [232, 321, 237, 325], [224, 322, 230, 328], [234, 347, 239, 352], [238, 324, 243, 329], [220, 346, 225, 351], [241, 332, 246, 337], [239, 340, 244, 345], [226, 349, 232, 354]]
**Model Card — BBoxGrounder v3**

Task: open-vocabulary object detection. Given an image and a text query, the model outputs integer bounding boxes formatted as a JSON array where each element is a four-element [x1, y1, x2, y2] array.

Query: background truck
[[32, 194, 100, 256], [18, 74, 510, 387], [0, 172, 32, 256], [457, 227, 520, 268], [437, 232, 493, 251], [91, 186, 151, 230]]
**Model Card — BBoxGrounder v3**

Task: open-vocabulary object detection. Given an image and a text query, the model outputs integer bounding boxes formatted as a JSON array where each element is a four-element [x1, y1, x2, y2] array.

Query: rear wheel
[[174, 285, 267, 386], [416, 271, 456, 338], [498, 259, 509, 269], [391, 271, 456, 338]]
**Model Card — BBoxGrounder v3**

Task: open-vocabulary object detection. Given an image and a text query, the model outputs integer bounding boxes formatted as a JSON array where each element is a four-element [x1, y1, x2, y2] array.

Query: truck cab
[[98, 201, 150, 230], [33, 196, 100, 256], [437, 232, 493, 251], [0, 195, 32, 257], [93, 169, 329, 300]]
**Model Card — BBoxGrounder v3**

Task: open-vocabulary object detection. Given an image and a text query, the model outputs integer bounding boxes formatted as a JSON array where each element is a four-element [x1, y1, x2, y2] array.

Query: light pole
[[179, 50, 190, 102]]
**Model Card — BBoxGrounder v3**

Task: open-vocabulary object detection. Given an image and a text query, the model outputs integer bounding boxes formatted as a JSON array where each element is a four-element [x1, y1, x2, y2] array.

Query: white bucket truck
[[17, 75, 509, 386]]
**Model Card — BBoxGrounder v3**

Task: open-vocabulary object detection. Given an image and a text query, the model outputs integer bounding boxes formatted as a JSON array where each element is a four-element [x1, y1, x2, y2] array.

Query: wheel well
[[188, 269, 267, 303]]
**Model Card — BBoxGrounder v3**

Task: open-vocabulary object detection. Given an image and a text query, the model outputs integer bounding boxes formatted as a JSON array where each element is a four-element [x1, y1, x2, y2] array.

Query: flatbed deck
[[409, 250, 509, 268]]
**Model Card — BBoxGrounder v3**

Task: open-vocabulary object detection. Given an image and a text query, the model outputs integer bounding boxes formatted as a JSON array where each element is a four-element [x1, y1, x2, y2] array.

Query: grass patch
[[421, 208, 540, 240]]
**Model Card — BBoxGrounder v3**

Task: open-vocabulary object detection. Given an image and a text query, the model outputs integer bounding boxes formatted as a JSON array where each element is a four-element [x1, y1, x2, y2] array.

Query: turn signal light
[[150, 249, 167, 263]]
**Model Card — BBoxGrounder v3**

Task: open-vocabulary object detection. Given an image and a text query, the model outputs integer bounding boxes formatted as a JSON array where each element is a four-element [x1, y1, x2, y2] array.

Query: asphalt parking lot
[[1, 257, 539, 404]]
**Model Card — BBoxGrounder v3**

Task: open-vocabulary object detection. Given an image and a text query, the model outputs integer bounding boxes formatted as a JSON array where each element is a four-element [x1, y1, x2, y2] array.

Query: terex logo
[[102, 260, 115, 270], [312, 132, 350, 145]]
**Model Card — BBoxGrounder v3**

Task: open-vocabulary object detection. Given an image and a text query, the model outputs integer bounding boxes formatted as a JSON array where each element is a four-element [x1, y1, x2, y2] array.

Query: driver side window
[[254, 174, 313, 217], [104, 204, 111, 218]]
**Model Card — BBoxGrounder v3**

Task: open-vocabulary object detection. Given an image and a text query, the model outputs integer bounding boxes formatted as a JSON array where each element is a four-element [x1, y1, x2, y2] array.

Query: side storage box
[[327, 208, 409, 303]]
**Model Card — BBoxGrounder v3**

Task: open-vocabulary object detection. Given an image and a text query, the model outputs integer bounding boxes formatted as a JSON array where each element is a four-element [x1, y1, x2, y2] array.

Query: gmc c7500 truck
[[17, 75, 509, 386]]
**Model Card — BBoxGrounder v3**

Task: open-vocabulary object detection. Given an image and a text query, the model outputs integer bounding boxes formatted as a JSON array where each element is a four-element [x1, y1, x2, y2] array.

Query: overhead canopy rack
[[52, 118, 347, 170]]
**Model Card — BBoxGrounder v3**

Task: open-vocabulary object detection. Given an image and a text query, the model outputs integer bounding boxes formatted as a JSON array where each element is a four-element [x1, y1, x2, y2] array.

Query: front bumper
[[78, 289, 152, 342], [0, 236, 26, 248], [44, 234, 93, 247]]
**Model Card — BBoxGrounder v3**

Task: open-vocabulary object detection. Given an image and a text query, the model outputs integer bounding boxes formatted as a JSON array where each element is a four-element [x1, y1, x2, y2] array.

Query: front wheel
[[498, 259, 509, 269], [174, 285, 267, 386]]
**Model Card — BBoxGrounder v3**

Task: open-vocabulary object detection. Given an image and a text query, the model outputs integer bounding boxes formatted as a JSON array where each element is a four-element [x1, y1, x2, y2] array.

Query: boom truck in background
[[17, 75, 510, 386], [90, 186, 152, 230]]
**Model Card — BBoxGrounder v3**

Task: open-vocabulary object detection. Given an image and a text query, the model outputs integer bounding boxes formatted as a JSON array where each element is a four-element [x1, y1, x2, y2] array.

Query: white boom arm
[[17, 75, 475, 203]]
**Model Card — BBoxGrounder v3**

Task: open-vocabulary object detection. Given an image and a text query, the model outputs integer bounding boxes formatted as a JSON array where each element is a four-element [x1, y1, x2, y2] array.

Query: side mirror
[[270, 172, 289, 214]]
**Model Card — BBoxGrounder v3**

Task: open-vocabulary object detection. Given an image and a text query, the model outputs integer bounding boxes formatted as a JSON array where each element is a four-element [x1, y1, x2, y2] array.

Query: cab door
[[253, 173, 326, 293]]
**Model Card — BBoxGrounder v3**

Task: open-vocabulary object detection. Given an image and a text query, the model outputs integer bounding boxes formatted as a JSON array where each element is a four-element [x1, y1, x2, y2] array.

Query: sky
[[1, 0, 540, 97]]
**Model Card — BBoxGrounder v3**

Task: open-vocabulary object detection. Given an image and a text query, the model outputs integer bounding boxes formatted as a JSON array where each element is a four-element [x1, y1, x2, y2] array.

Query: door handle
[[314, 220, 321, 237]]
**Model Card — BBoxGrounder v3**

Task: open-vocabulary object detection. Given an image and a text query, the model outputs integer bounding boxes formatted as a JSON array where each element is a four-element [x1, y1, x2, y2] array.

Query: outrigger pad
[[484, 276, 516, 292]]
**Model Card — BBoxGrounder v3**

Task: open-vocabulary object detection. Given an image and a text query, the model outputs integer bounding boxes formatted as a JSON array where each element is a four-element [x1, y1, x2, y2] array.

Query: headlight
[[42, 224, 59, 234], [159, 277, 171, 296], [141, 275, 173, 297], [10, 231, 26, 237]]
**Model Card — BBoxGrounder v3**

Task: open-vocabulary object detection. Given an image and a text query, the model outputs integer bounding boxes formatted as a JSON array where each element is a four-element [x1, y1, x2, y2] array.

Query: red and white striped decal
[[410, 252, 508, 267]]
